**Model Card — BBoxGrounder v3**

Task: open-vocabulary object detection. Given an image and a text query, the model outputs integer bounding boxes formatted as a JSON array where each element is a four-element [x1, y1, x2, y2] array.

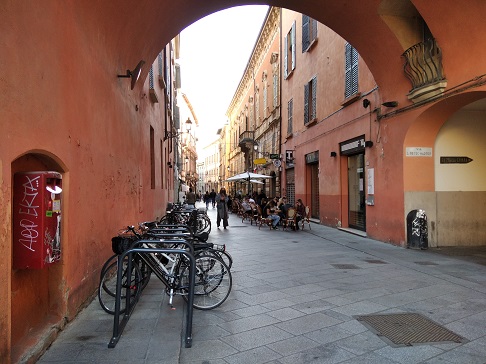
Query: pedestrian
[[216, 188, 229, 229], [185, 187, 196, 208], [210, 189, 216, 208], [204, 191, 210, 209]]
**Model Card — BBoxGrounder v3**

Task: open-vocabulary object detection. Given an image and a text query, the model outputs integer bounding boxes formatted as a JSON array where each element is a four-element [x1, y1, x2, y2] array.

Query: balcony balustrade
[[402, 38, 447, 103]]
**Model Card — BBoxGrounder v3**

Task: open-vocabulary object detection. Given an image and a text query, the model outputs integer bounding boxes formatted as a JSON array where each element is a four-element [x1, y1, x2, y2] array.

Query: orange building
[[2, 1, 486, 362]]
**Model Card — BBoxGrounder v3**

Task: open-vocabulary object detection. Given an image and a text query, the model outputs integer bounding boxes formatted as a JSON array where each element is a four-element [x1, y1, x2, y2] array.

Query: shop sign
[[305, 151, 319, 164], [340, 135, 365, 155]]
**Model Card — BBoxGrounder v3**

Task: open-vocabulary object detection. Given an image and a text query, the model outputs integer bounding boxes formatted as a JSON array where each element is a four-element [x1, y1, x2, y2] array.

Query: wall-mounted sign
[[406, 147, 432, 157], [440, 156, 473, 164], [340, 135, 365, 155], [273, 159, 282, 168], [269, 153, 280, 160], [253, 158, 267, 165], [305, 151, 319, 164]]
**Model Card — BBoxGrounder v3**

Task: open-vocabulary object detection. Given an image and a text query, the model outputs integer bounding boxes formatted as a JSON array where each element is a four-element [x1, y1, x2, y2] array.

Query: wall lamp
[[164, 117, 192, 140], [382, 101, 398, 108], [117, 60, 145, 90], [330, 151, 337, 157]]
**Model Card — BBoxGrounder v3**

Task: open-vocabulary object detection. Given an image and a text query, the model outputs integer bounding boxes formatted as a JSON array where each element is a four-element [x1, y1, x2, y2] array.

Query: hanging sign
[[253, 158, 267, 165]]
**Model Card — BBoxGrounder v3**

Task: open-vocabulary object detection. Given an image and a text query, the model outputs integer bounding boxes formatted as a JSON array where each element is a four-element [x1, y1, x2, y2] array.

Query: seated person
[[277, 197, 288, 219], [295, 199, 306, 230], [264, 200, 280, 230], [241, 197, 253, 215]]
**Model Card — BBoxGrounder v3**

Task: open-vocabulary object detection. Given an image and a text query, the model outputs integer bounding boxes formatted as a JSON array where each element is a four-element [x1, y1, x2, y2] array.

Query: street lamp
[[164, 117, 192, 140]]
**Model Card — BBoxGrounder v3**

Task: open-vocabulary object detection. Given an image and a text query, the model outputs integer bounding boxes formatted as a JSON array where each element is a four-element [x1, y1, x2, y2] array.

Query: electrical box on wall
[[12, 171, 62, 269]]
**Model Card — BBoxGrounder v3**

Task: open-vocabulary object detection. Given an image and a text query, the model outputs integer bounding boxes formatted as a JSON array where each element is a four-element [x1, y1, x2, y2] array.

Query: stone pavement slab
[[37, 202, 486, 364]]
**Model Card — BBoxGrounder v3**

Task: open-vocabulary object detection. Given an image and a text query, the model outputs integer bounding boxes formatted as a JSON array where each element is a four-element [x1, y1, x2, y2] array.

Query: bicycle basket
[[111, 236, 136, 255]]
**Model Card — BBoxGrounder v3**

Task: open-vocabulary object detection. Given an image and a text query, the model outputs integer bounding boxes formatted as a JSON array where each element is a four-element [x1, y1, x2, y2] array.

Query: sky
[[178, 5, 269, 152]]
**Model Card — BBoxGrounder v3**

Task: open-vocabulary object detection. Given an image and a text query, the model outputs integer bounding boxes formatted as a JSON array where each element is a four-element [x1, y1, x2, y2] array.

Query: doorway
[[348, 153, 366, 230]]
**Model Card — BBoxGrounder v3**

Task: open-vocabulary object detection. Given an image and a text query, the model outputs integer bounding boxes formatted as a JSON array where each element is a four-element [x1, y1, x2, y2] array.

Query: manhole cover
[[364, 259, 388, 264], [356, 313, 467, 347], [331, 264, 360, 269], [414, 261, 438, 266]]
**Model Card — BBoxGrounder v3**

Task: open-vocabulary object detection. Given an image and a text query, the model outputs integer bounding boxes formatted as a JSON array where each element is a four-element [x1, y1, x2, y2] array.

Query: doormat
[[355, 313, 467, 347]]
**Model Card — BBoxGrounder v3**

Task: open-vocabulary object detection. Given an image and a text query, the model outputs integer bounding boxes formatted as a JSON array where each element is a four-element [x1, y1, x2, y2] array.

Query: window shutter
[[304, 83, 309, 124], [311, 77, 317, 120], [287, 99, 293, 134], [302, 15, 309, 52], [311, 18, 317, 42], [352, 48, 359, 95], [291, 22, 296, 71], [149, 66, 154, 89], [175, 64, 181, 89], [284, 34, 288, 78]]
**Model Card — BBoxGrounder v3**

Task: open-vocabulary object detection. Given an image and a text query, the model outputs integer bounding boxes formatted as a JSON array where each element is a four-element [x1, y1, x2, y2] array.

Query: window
[[302, 15, 318, 52], [284, 21, 296, 79], [345, 43, 359, 98], [150, 126, 155, 189], [304, 77, 317, 124], [273, 73, 278, 108], [263, 83, 267, 118], [287, 99, 293, 134]]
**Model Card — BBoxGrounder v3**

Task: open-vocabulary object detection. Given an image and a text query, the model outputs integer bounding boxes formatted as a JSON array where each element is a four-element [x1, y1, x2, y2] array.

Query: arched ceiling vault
[[78, 0, 486, 105]]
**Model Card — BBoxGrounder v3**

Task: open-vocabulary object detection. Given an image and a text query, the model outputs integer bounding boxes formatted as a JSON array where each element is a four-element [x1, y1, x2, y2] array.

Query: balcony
[[239, 131, 256, 153], [402, 38, 447, 103]]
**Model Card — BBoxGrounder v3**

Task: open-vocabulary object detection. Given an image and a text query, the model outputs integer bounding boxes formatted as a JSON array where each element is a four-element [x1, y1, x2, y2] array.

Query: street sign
[[440, 156, 473, 164], [269, 153, 280, 159]]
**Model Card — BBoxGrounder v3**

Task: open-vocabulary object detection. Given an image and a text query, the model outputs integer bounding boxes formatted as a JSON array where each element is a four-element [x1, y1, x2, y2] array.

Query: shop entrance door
[[348, 153, 366, 231]]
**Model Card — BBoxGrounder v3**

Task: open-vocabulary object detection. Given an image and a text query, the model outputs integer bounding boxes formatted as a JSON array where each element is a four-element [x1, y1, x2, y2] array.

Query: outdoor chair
[[256, 205, 273, 230], [301, 205, 312, 230], [283, 207, 297, 231]]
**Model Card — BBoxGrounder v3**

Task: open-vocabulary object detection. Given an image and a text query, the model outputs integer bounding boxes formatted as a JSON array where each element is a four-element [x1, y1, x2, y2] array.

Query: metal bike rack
[[108, 243, 196, 348]]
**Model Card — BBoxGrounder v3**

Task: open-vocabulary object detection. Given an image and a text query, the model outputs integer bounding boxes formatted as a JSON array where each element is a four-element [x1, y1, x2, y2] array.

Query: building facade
[[225, 7, 281, 198], [3, 1, 486, 362]]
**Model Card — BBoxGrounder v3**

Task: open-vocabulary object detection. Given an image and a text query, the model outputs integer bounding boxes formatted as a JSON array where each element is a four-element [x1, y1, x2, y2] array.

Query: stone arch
[[403, 92, 486, 247], [378, 0, 429, 51], [10, 151, 67, 362]]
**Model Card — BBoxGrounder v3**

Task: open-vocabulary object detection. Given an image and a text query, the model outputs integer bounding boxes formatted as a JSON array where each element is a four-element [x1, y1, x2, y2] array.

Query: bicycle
[[98, 225, 232, 314]]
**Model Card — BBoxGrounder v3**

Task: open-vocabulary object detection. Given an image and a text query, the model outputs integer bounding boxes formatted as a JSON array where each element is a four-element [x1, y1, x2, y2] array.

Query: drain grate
[[364, 259, 388, 264], [331, 264, 360, 269], [414, 261, 438, 266], [356, 313, 467, 347]]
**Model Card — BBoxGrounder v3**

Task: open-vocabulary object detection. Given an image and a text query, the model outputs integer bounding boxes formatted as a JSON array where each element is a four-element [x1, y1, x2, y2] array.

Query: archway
[[10, 152, 66, 362], [403, 92, 486, 247]]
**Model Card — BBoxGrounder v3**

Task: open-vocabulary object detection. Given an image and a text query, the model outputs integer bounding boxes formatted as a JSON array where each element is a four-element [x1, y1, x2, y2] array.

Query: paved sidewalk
[[37, 202, 486, 363]]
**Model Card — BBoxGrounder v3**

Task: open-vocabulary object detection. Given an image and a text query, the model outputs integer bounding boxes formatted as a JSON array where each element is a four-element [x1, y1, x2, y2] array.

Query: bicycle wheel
[[99, 254, 117, 281], [194, 248, 233, 270], [180, 254, 232, 310], [98, 256, 142, 315]]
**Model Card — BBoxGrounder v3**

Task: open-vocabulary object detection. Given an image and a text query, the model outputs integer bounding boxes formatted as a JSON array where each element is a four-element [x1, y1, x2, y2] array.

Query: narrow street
[[38, 203, 486, 363]]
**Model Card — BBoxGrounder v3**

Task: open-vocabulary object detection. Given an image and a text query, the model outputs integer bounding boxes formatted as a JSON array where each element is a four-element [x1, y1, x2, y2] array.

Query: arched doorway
[[403, 94, 486, 247], [10, 152, 66, 362]]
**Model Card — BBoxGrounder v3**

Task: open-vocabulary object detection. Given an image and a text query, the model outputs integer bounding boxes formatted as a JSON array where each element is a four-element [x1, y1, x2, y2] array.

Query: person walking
[[216, 187, 229, 229], [204, 191, 210, 209], [210, 189, 216, 209], [185, 187, 196, 208]]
